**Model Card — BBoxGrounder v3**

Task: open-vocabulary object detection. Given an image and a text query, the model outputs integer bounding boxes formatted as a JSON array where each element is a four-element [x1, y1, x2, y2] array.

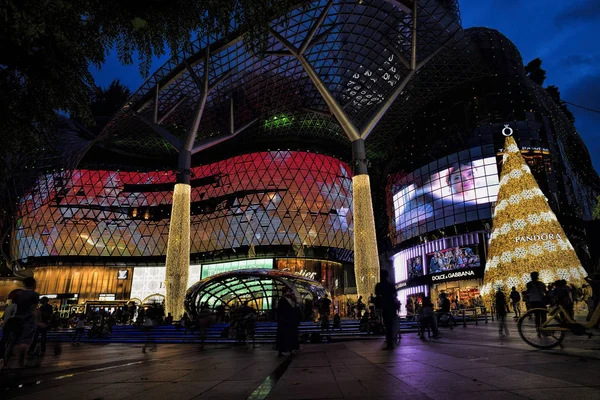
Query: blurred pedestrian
[[495, 287, 509, 337], [275, 286, 301, 356], [509, 286, 521, 319], [72, 314, 86, 345], [375, 270, 398, 349], [29, 296, 53, 356], [525, 271, 547, 329]]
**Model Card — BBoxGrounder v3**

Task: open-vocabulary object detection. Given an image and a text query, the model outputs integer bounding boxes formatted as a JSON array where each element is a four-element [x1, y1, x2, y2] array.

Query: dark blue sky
[[91, 0, 600, 172]]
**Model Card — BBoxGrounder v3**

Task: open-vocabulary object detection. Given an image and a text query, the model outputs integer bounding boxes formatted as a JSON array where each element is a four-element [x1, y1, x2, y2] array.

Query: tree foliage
[[593, 195, 600, 220], [525, 58, 547, 86], [525, 58, 575, 123], [0, 0, 294, 171], [90, 79, 132, 120], [0, 0, 295, 265]]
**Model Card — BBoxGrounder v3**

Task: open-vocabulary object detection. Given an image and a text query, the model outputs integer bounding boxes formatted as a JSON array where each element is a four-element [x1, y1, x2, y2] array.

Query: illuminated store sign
[[430, 268, 479, 282], [395, 281, 408, 289], [282, 268, 317, 280], [514, 232, 561, 243], [117, 270, 129, 280], [99, 293, 116, 301]]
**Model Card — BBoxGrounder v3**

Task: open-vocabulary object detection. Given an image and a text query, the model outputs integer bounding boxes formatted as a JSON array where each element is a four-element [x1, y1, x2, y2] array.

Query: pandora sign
[[514, 233, 562, 243]]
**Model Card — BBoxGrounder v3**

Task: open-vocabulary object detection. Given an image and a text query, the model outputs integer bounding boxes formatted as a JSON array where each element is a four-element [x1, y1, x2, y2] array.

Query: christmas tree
[[481, 130, 588, 304]]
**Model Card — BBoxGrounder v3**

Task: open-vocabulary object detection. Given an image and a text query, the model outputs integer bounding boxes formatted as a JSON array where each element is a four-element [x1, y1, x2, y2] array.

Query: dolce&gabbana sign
[[514, 232, 561, 243], [429, 268, 481, 283], [395, 281, 408, 290]]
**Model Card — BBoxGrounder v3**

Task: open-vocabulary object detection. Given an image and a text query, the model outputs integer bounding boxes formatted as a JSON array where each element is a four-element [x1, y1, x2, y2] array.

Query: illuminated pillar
[[352, 139, 380, 297], [164, 182, 191, 318]]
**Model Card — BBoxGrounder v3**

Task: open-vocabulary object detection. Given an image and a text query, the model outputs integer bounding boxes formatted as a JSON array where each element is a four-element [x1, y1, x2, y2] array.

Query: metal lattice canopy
[[97, 0, 489, 161], [184, 269, 329, 319]]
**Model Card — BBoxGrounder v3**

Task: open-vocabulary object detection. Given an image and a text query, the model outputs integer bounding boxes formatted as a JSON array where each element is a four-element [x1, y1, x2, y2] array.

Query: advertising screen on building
[[12, 152, 353, 260], [406, 256, 424, 280], [392, 145, 499, 241], [426, 245, 480, 274]]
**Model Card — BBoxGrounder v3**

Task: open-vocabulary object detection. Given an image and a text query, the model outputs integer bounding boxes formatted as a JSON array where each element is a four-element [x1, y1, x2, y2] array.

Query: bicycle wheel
[[517, 309, 565, 349]]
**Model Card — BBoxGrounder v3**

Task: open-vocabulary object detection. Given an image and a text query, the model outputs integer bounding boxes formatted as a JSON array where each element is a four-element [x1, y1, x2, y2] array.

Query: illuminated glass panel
[[12, 152, 353, 260], [130, 264, 202, 303], [389, 145, 499, 244], [201, 259, 274, 279]]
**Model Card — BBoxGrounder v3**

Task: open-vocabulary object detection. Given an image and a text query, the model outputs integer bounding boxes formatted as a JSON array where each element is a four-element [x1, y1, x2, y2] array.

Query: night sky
[[91, 0, 600, 173]]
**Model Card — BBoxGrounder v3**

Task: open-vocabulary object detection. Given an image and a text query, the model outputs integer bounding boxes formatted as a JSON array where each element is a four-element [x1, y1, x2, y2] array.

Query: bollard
[[475, 307, 478, 325], [462, 309, 466, 327]]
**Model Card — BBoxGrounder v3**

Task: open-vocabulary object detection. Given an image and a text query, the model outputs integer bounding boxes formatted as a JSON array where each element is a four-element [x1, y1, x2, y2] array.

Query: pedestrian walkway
[[2, 321, 600, 399]]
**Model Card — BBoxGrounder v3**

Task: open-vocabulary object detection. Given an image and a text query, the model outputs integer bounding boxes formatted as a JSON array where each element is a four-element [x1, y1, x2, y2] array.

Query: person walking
[[275, 286, 301, 356], [29, 296, 53, 356], [525, 271, 547, 330], [356, 296, 365, 319], [8, 277, 40, 368], [495, 288, 510, 337], [0, 289, 21, 367], [375, 270, 398, 349], [509, 286, 521, 319], [72, 314, 86, 345]]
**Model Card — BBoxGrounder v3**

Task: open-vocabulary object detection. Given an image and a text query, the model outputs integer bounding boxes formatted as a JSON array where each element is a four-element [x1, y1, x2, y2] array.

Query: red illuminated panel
[[13, 152, 353, 260]]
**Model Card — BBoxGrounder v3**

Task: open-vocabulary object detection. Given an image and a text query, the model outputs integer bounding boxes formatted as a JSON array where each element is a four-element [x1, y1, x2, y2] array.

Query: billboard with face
[[391, 145, 499, 242]]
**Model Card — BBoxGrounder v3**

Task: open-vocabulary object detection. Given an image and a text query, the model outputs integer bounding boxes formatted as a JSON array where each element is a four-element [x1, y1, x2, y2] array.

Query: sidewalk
[[2, 321, 600, 400]]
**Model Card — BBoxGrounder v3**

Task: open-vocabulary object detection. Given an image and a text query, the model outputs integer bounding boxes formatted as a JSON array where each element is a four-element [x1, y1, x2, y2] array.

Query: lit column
[[352, 139, 380, 297], [164, 177, 191, 318]]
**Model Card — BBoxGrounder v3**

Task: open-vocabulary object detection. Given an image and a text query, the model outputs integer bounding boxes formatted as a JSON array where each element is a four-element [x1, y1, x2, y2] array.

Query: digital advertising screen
[[391, 145, 499, 242], [406, 255, 424, 280], [426, 245, 480, 274]]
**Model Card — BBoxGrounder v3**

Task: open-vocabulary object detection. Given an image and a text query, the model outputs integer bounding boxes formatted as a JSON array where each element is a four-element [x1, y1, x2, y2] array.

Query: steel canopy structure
[[93, 0, 491, 310], [184, 269, 330, 319], [97, 0, 488, 161]]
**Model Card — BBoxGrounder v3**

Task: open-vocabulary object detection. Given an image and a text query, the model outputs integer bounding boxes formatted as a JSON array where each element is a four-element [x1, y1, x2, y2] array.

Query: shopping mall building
[[1, 0, 599, 315]]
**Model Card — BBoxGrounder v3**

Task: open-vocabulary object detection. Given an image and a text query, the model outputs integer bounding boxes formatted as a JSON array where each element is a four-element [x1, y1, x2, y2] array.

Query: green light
[[264, 114, 294, 129]]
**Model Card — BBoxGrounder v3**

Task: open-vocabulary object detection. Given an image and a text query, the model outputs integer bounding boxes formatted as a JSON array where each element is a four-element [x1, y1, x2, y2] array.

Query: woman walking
[[495, 288, 510, 338], [275, 286, 301, 356]]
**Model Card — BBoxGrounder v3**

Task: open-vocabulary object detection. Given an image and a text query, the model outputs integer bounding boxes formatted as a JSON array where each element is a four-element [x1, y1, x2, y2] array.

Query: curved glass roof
[[185, 268, 329, 318], [96, 0, 489, 160]]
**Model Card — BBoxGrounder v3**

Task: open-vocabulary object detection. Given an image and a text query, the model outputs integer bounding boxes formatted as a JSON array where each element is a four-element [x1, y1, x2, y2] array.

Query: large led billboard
[[426, 245, 480, 274], [391, 145, 499, 242], [13, 152, 353, 260]]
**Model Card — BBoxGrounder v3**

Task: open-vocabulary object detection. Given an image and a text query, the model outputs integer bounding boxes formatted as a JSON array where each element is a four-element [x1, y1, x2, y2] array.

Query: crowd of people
[[3, 270, 597, 367], [492, 271, 600, 338]]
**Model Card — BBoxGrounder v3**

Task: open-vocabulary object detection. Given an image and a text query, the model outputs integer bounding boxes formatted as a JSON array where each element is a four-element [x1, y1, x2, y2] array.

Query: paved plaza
[[2, 322, 600, 400]]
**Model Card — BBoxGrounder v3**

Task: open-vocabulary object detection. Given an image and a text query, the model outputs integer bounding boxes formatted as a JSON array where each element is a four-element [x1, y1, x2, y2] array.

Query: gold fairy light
[[165, 183, 191, 318], [352, 175, 380, 297], [481, 133, 587, 305]]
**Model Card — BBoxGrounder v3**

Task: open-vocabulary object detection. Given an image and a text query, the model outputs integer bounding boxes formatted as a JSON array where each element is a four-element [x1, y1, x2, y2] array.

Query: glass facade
[[12, 151, 353, 262]]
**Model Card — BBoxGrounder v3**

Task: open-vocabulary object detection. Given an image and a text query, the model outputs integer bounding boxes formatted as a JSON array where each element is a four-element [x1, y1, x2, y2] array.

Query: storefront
[[429, 270, 484, 308], [393, 232, 488, 313], [34, 266, 133, 305]]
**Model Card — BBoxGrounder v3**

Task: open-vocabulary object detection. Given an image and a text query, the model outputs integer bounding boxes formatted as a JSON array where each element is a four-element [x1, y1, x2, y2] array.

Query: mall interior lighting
[[352, 174, 380, 297], [164, 183, 191, 318]]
